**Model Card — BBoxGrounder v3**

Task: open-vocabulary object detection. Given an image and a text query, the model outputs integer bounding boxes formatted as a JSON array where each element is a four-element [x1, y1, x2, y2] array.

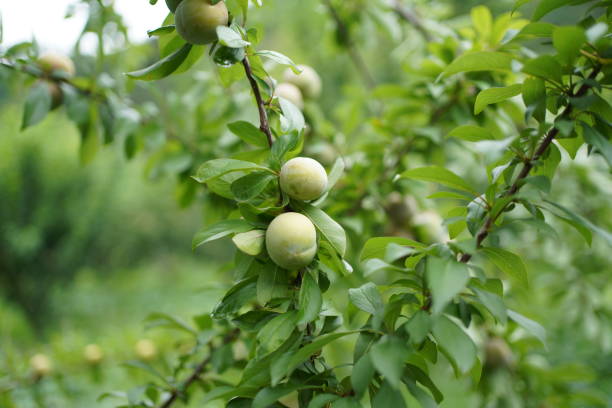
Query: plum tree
[[283, 65, 322, 99], [37, 53, 75, 77], [280, 157, 327, 201], [265, 212, 317, 270], [175, 0, 229, 45], [275, 82, 304, 109], [165, 0, 183, 13]]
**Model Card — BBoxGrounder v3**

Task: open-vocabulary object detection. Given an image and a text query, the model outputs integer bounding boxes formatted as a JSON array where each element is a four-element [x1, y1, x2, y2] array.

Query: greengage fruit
[[280, 157, 327, 201], [175, 0, 229, 45], [265, 212, 317, 270], [283, 65, 322, 99], [275, 82, 304, 109], [37, 53, 75, 77]]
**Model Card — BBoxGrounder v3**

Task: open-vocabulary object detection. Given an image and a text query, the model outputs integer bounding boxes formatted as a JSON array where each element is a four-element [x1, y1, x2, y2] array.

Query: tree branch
[[459, 66, 601, 263], [322, 0, 376, 89], [391, 0, 432, 42], [159, 329, 240, 408], [242, 56, 274, 148], [0, 58, 103, 101]]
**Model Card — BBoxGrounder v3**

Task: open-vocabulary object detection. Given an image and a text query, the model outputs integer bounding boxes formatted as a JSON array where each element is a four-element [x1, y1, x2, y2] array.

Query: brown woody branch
[[391, 0, 432, 42], [322, 0, 376, 89], [159, 329, 240, 408], [242, 56, 274, 147], [459, 66, 601, 263]]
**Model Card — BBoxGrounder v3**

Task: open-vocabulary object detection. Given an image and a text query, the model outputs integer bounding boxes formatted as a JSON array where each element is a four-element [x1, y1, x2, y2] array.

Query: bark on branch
[[459, 66, 601, 263]]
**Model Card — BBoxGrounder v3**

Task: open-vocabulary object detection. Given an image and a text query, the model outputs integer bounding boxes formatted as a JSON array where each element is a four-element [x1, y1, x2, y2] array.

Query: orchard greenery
[[1, 0, 612, 407]]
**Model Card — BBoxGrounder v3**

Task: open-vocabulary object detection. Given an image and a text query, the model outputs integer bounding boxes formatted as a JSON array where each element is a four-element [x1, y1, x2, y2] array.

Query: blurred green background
[[1, 0, 611, 407]]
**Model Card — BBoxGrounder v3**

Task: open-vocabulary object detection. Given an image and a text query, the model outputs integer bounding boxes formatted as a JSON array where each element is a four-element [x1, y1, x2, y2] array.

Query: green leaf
[[522, 55, 563, 84], [522, 77, 547, 122], [474, 84, 522, 114], [253, 383, 315, 408], [202, 386, 258, 404], [297, 203, 347, 256], [405, 364, 444, 403], [231, 171, 277, 202], [22, 81, 52, 129], [471, 6, 493, 37], [308, 394, 340, 408], [404, 310, 432, 344], [193, 158, 272, 183], [553, 26, 586, 65], [351, 353, 375, 398], [212, 276, 257, 318], [543, 199, 612, 246], [448, 125, 495, 142], [508, 310, 546, 346], [228, 121, 268, 147], [370, 337, 410, 388], [257, 311, 297, 353], [348, 283, 384, 319], [431, 315, 477, 374], [193, 219, 253, 249], [360, 237, 425, 262], [442, 52, 513, 77], [279, 96, 305, 133], [480, 247, 528, 287], [532, 0, 573, 21], [147, 25, 175, 37], [216, 26, 250, 48], [297, 270, 322, 324], [582, 124, 612, 168], [372, 381, 406, 408], [232, 230, 265, 256], [471, 286, 507, 324], [427, 257, 470, 314], [257, 265, 284, 305], [123, 361, 169, 384], [255, 50, 302, 73], [126, 43, 192, 80], [325, 157, 345, 192], [400, 166, 479, 196], [275, 332, 357, 381], [144, 312, 197, 335]]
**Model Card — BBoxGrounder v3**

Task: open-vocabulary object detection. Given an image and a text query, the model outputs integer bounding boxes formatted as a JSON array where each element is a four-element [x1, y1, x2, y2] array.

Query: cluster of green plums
[[266, 157, 328, 270]]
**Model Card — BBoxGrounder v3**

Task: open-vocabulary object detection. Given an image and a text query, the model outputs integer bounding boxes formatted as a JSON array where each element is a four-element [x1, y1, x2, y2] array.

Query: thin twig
[[391, 0, 432, 42], [322, 0, 376, 89], [159, 329, 240, 408], [0, 58, 103, 101], [242, 56, 274, 147], [459, 66, 601, 263]]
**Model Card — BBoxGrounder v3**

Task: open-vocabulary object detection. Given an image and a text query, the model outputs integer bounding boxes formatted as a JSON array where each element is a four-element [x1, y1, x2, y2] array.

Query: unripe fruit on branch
[[135, 339, 157, 361], [30, 354, 52, 377], [266, 212, 317, 270], [280, 157, 327, 201], [37, 53, 75, 77], [175, 0, 229, 45], [283, 65, 322, 99], [485, 337, 514, 370], [275, 83, 304, 109], [84, 344, 104, 364]]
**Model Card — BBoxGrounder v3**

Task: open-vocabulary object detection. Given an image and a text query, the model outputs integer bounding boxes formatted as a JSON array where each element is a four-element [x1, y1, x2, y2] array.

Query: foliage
[[1, 0, 611, 407]]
